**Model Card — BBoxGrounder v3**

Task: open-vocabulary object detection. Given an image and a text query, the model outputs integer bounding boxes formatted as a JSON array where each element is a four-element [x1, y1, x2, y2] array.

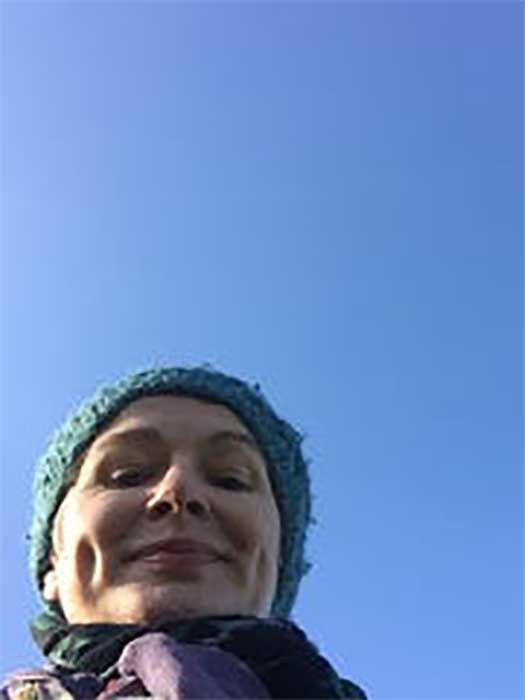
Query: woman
[[3, 366, 367, 699]]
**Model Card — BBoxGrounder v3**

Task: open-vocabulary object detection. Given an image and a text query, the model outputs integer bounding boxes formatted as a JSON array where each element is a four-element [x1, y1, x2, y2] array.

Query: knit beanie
[[29, 366, 311, 618]]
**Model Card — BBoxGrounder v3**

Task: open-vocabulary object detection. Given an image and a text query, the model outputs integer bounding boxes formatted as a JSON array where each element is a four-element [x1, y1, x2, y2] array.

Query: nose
[[146, 464, 209, 520]]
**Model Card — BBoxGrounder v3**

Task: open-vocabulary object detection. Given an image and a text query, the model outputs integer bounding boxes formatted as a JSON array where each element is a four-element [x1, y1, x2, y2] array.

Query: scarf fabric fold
[[30, 611, 367, 699]]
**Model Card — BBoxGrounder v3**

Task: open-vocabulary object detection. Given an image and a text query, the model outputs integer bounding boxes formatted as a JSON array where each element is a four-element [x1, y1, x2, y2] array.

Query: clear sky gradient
[[1, 3, 522, 699]]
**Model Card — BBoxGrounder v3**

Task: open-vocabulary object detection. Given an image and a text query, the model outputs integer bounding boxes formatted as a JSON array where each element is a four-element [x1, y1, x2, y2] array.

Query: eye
[[107, 465, 153, 488], [212, 472, 252, 492]]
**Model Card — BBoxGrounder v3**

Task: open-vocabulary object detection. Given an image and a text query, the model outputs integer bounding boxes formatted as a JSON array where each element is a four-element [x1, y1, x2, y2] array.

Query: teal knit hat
[[30, 366, 311, 618]]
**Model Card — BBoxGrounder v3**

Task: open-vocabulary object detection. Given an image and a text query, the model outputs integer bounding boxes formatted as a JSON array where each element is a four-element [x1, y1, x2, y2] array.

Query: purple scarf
[[4, 633, 270, 700]]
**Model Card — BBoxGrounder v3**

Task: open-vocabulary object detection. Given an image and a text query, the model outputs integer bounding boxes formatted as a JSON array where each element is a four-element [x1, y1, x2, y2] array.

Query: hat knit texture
[[30, 366, 311, 618]]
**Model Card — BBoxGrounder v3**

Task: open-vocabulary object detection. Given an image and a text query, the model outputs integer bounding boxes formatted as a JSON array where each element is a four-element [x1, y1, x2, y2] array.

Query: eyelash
[[105, 466, 252, 492], [212, 474, 252, 492], [107, 465, 153, 488]]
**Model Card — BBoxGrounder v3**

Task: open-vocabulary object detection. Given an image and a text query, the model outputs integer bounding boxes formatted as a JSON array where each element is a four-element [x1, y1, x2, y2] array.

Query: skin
[[43, 396, 281, 624]]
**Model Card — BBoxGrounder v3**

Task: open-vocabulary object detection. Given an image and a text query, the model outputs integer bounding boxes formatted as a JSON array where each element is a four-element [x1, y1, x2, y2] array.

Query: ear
[[42, 568, 59, 602]]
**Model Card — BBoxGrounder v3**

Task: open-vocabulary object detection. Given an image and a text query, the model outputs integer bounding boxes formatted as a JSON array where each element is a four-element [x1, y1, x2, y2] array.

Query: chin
[[127, 593, 233, 625], [139, 607, 205, 626], [79, 582, 270, 624]]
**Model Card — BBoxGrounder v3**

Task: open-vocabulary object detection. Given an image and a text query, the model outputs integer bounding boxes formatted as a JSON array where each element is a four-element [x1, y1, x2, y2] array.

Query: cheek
[[255, 501, 280, 562], [58, 491, 144, 558], [219, 494, 280, 563], [225, 496, 280, 615]]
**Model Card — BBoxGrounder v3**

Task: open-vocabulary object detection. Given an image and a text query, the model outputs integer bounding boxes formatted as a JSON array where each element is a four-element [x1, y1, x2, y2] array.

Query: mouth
[[126, 538, 223, 567]]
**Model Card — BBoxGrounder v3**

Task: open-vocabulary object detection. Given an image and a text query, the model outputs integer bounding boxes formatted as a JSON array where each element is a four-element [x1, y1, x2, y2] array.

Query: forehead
[[90, 395, 254, 450]]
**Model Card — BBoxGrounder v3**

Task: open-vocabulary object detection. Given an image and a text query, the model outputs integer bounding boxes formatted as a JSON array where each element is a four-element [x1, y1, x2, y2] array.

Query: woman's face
[[43, 396, 281, 624]]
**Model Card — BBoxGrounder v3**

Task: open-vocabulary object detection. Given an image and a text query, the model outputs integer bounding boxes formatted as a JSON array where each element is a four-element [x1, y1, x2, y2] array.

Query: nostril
[[150, 501, 173, 518], [186, 499, 207, 517], [147, 496, 207, 519]]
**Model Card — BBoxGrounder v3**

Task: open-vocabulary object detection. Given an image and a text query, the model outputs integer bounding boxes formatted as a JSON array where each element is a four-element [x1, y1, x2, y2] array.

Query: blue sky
[[1, 3, 522, 699]]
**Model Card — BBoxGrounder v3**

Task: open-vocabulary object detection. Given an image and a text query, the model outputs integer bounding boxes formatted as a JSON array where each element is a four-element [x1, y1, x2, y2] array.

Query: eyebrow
[[91, 427, 164, 453], [91, 426, 263, 457], [206, 430, 263, 456]]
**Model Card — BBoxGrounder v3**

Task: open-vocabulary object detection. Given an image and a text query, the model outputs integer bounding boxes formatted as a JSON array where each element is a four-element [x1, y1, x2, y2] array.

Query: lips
[[127, 538, 223, 564]]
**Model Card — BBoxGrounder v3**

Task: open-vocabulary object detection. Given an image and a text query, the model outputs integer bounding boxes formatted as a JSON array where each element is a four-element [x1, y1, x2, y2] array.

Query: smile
[[127, 538, 223, 568]]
